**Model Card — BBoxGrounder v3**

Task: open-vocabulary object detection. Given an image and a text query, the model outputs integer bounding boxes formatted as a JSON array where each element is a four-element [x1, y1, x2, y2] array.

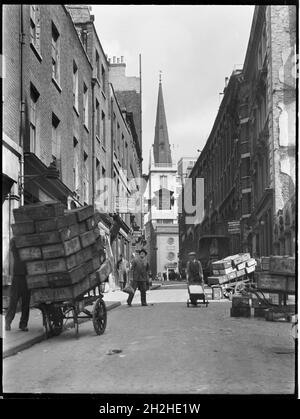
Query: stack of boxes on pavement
[[254, 255, 295, 321], [208, 253, 257, 287], [230, 255, 295, 320], [12, 201, 111, 304]]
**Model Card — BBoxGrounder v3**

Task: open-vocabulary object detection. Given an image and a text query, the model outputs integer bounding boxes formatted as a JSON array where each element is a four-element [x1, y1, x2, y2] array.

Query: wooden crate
[[67, 205, 94, 223], [256, 273, 288, 291], [246, 265, 256, 274], [59, 223, 79, 241], [232, 295, 251, 307], [14, 231, 61, 248], [42, 243, 65, 260], [230, 306, 251, 318], [269, 256, 295, 275], [63, 236, 81, 256], [75, 246, 94, 265], [19, 247, 42, 261], [13, 201, 64, 221], [27, 274, 50, 289], [11, 221, 35, 236], [79, 230, 96, 248], [26, 260, 47, 275], [212, 286, 223, 300], [212, 260, 232, 270]]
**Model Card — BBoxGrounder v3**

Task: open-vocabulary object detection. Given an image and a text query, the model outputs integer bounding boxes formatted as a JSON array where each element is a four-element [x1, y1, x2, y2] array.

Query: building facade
[[2, 4, 144, 300], [179, 5, 296, 269], [144, 79, 180, 278]]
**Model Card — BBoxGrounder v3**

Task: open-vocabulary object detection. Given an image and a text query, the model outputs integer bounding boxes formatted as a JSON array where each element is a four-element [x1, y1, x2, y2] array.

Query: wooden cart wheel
[[93, 297, 107, 335]]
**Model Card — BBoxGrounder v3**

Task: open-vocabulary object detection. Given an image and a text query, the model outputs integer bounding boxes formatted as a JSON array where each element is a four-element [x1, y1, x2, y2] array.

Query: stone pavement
[[2, 282, 162, 358]]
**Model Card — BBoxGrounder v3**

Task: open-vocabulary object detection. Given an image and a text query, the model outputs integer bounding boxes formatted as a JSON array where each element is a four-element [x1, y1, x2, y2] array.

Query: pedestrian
[[117, 254, 129, 290], [5, 237, 31, 332], [127, 249, 150, 307], [186, 252, 204, 306]]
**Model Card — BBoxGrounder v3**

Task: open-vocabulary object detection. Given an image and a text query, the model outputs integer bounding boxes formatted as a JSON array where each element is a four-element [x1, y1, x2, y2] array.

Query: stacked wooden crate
[[256, 256, 295, 294], [12, 201, 110, 304], [207, 253, 257, 286]]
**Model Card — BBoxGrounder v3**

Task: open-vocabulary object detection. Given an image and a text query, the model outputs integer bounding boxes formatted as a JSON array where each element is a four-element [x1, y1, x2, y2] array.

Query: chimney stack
[[121, 56, 124, 63], [117, 58, 120, 64], [113, 56, 116, 64]]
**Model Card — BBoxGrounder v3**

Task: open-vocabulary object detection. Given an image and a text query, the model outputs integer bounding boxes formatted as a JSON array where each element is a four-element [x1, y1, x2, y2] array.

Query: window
[[95, 50, 100, 81], [30, 5, 41, 53], [122, 134, 125, 167], [160, 175, 168, 189], [83, 83, 88, 128], [51, 113, 61, 173], [101, 111, 106, 146], [30, 84, 39, 154], [96, 158, 100, 181], [80, 29, 88, 51], [117, 123, 120, 156], [125, 141, 128, 169], [83, 151, 89, 203], [96, 99, 100, 139], [73, 61, 78, 111], [101, 64, 105, 92], [73, 137, 79, 192], [52, 22, 60, 83]]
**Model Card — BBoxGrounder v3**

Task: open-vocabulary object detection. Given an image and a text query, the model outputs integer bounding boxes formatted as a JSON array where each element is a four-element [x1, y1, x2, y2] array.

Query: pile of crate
[[12, 201, 110, 304], [207, 253, 257, 286]]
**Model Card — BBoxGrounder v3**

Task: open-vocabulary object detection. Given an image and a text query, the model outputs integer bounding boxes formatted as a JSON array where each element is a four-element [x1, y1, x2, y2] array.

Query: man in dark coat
[[5, 238, 31, 331], [186, 252, 204, 306], [127, 249, 150, 307]]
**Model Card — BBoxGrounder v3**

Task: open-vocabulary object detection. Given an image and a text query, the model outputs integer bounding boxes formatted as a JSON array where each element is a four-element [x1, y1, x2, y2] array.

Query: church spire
[[153, 75, 172, 165]]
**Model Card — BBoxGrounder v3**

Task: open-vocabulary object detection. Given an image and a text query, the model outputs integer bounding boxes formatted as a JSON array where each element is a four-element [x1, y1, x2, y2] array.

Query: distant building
[[144, 78, 180, 278]]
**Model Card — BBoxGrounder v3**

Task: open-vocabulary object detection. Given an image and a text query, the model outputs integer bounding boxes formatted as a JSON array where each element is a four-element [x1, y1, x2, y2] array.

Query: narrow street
[[3, 284, 295, 394]]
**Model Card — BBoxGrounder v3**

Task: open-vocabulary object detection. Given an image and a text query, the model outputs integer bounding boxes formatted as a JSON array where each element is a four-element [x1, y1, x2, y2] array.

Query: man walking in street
[[127, 249, 150, 307], [5, 238, 31, 331], [186, 252, 204, 306]]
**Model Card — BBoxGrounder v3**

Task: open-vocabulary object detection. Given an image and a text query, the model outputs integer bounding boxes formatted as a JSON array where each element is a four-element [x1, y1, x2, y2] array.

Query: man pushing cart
[[186, 252, 208, 307]]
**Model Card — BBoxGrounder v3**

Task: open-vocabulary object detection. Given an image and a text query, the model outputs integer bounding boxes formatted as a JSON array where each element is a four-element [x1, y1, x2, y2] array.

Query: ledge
[[52, 77, 62, 93], [30, 42, 42, 62], [73, 106, 80, 117]]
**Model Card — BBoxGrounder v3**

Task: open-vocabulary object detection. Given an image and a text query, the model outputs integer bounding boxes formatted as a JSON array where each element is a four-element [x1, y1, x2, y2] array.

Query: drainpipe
[[91, 78, 96, 210], [19, 4, 25, 206]]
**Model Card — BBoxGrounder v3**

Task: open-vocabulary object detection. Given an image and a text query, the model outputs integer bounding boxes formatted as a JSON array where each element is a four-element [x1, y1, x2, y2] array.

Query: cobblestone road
[[3, 284, 295, 394]]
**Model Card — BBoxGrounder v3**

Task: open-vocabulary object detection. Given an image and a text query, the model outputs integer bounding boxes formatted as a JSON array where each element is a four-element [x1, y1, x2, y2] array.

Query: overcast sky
[[92, 5, 255, 173]]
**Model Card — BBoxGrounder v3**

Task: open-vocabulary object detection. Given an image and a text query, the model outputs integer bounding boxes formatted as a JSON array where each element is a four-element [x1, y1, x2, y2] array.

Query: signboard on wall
[[228, 221, 240, 234]]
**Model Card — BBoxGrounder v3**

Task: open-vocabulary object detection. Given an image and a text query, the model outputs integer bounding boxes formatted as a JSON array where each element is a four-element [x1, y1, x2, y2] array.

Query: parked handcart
[[36, 280, 107, 339], [187, 282, 209, 307]]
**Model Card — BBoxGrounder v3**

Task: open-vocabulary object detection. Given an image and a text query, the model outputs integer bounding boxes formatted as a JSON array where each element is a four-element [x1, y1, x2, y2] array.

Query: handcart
[[36, 281, 107, 339], [187, 282, 209, 307]]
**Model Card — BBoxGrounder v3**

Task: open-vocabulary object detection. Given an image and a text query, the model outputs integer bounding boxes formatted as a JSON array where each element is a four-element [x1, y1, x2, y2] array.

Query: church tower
[[153, 76, 172, 165], [144, 75, 179, 279]]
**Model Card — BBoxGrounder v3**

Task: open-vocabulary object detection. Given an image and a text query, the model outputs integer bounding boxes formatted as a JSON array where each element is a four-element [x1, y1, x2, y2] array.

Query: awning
[[24, 152, 73, 205]]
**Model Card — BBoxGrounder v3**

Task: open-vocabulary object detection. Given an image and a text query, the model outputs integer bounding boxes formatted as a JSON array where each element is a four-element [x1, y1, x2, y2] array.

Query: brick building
[[2, 4, 93, 302], [180, 70, 243, 272], [179, 5, 296, 271], [2, 4, 144, 297], [241, 5, 296, 257]]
